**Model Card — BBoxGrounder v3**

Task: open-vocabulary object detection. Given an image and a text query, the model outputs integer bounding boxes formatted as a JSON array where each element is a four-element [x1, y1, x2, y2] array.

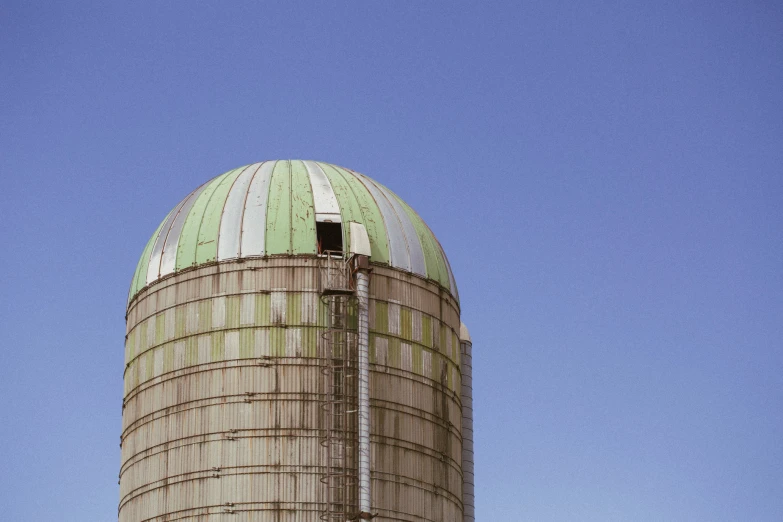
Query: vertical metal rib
[[158, 183, 210, 278], [357, 174, 427, 277], [217, 164, 260, 260], [304, 160, 342, 223], [351, 175, 411, 272], [356, 268, 371, 516], [240, 161, 276, 257], [146, 186, 200, 284]]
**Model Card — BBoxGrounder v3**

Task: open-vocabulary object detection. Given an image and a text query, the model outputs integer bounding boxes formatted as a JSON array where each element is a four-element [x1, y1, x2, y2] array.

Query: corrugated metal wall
[[122, 258, 463, 521], [460, 330, 475, 522]]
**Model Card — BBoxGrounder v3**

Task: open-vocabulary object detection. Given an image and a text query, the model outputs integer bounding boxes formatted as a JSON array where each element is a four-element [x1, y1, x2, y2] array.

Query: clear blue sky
[[1, 2, 781, 521]]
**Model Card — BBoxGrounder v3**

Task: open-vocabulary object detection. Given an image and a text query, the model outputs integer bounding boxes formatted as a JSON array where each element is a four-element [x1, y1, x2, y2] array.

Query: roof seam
[[237, 162, 265, 258], [148, 186, 200, 284], [128, 206, 176, 304], [130, 161, 458, 302], [215, 164, 254, 260], [353, 170, 415, 272]]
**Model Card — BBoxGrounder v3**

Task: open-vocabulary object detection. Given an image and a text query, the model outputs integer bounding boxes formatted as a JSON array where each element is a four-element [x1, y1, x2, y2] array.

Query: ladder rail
[[318, 253, 359, 522]]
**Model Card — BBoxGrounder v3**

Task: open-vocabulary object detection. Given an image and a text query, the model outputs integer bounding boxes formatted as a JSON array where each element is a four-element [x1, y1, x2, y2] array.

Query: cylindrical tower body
[[460, 324, 475, 522], [120, 160, 466, 521]]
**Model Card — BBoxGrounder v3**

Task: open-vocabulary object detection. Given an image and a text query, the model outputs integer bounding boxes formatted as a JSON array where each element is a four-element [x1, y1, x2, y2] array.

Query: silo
[[120, 160, 473, 521]]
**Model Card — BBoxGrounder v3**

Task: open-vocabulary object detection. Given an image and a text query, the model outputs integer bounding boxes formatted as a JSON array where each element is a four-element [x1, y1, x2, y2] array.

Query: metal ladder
[[318, 252, 359, 521]]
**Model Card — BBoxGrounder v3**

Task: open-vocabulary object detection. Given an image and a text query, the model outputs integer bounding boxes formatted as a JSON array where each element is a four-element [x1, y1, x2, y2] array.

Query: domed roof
[[128, 160, 458, 304]]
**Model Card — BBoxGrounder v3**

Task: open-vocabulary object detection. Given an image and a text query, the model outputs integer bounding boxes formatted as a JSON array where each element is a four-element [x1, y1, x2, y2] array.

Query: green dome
[[129, 160, 457, 304]]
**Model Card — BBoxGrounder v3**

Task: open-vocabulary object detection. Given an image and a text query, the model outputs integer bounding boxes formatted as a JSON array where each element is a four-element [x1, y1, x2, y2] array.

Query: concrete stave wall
[[121, 258, 462, 521]]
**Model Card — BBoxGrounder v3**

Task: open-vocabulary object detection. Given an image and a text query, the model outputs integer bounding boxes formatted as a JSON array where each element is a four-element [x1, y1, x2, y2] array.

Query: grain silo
[[120, 160, 474, 522]]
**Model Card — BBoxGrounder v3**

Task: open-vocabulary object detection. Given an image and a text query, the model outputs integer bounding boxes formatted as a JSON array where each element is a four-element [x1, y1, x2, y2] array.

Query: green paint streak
[[137, 322, 147, 356], [412, 344, 422, 374], [255, 294, 270, 326], [270, 327, 285, 357], [175, 307, 185, 337], [211, 331, 225, 362], [347, 300, 358, 330], [164, 344, 174, 373], [319, 164, 390, 264], [185, 337, 198, 366], [374, 301, 389, 333], [129, 207, 174, 304], [302, 328, 317, 358], [195, 167, 246, 264], [226, 296, 240, 328], [240, 329, 254, 358], [422, 315, 432, 348], [388, 337, 400, 367], [176, 172, 237, 270], [440, 324, 447, 355], [265, 161, 292, 254], [317, 299, 328, 327], [287, 294, 302, 325], [290, 161, 317, 254], [401, 307, 412, 341]]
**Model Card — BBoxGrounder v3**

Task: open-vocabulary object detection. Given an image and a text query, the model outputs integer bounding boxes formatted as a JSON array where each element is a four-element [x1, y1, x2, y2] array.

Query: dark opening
[[316, 221, 343, 254]]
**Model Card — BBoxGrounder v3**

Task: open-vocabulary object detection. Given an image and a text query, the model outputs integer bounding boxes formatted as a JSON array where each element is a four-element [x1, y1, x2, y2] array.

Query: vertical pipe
[[460, 322, 475, 522], [356, 266, 371, 517]]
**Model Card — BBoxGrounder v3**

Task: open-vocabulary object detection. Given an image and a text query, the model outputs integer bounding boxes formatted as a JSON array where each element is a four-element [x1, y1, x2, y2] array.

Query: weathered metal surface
[[356, 268, 371, 515], [460, 324, 475, 522], [177, 168, 241, 269], [289, 160, 318, 255], [128, 161, 457, 306], [349, 222, 372, 257], [439, 237, 459, 302], [240, 161, 276, 257], [320, 290, 359, 521], [319, 163, 390, 265], [350, 169, 412, 273], [389, 192, 450, 294], [265, 160, 292, 254], [196, 167, 247, 265], [160, 183, 210, 277], [122, 259, 463, 522], [303, 160, 341, 223], [145, 186, 195, 285], [217, 163, 261, 261], [129, 206, 174, 302], [355, 172, 427, 277]]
